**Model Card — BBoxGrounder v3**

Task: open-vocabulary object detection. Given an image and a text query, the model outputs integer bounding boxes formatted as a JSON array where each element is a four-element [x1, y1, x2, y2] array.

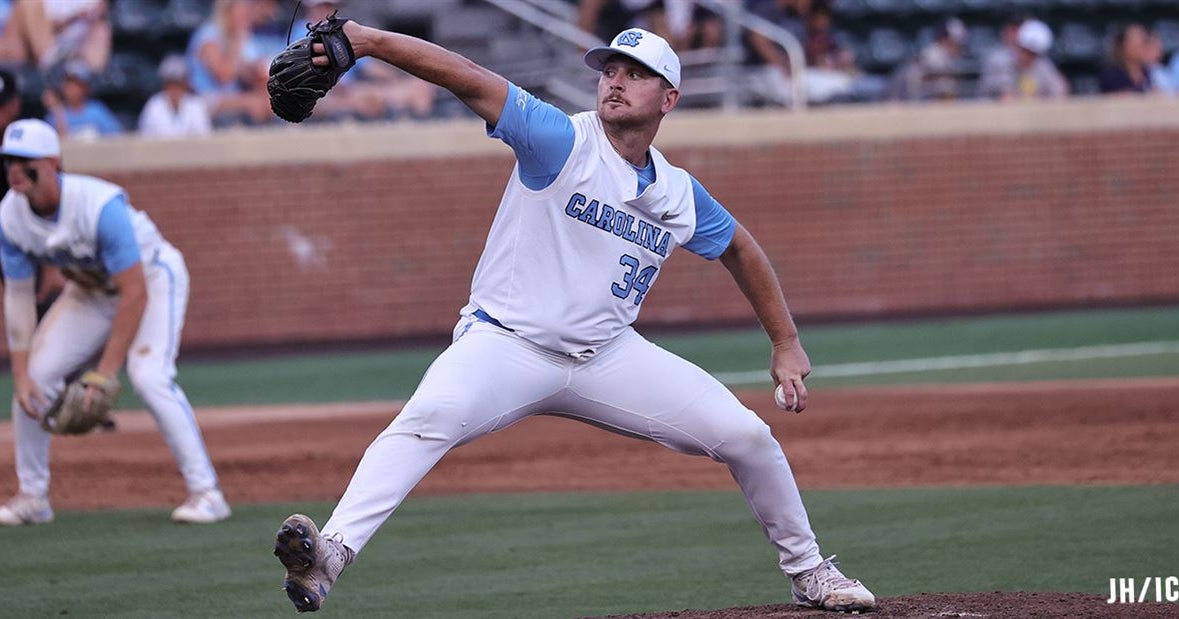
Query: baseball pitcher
[[0, 119, 229, 526], [269, 17, 875, 614]]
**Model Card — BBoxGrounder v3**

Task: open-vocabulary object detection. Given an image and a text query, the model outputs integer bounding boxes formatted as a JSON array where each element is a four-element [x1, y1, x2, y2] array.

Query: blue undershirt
[[488, 83, 736, 260]]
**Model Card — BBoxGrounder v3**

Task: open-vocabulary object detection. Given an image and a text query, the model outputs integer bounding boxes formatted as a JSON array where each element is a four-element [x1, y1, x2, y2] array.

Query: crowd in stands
[[0, 0, 1174, 142], [0, 0, 440, 138], [581, 0, 1178, 104]]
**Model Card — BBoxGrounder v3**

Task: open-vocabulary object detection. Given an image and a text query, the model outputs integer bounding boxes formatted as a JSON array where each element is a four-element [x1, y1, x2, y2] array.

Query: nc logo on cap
[[615, 30, 643, 47], [9, 128, 22, 140]]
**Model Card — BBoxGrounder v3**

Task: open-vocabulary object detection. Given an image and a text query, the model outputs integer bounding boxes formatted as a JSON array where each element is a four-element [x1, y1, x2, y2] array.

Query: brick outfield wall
[[5, 115, 1179, 354]]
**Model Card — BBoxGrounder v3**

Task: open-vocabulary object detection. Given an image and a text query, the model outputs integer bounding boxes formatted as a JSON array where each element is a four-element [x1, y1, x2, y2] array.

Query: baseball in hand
[[774, 383, 796, 412]]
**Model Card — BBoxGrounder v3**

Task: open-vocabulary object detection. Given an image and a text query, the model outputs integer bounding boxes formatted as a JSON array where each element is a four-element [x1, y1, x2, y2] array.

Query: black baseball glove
[[267, 11, 356, 123]]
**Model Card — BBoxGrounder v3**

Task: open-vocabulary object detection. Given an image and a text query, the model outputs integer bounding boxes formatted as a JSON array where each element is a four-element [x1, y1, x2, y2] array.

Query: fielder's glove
[[40, 371, 120, 436], [267, 11, 356, 123]]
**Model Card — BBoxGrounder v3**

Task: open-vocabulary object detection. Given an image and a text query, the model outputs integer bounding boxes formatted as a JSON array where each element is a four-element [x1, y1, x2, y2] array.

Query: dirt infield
[[2, 378, 1177, 617], [3, 378, 1175, 511], [604, 592, 1179, 618]]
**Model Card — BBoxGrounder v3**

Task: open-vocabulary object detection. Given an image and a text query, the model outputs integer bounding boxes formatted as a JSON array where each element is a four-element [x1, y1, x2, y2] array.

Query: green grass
[[2, 486, 1175, 618], [2, 306, 1178, 418], [656, 305, 1179, 387]]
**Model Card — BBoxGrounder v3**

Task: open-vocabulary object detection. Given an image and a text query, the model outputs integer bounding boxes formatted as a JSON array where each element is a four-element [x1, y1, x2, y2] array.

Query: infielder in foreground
[[271, 19, 875, 614], [0, 119, 229, 526]]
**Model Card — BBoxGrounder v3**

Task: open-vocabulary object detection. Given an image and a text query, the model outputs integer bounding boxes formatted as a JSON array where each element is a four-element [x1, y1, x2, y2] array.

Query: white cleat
[[0, 493, 54, 526], [274, 514, 354, 613], [791, 555, 876, 612], [171, 489, 231, 524]]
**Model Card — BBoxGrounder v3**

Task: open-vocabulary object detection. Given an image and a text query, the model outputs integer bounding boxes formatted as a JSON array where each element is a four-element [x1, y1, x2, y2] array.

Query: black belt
[[473, 308, 514, 332]]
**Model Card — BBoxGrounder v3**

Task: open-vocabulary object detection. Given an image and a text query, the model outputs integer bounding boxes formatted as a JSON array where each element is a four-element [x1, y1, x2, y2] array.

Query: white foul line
[[712, 340, 1179, 385]]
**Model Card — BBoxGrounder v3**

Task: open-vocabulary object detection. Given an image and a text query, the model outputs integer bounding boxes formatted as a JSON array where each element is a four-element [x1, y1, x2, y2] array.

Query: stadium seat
[[964, 25, 998, 62], [12, 64, 47, 108], [864, 28, 911, 71], [830, 0, 868, 19], [912, 0, 958, 15], [1006, 0, 1053, 12], [957, 0, 1003, 15], [863, 0, 912, 16], [833, 29, 863, 60], [113, 0, 166, 38], [1069, 74, 1101, 95], [1154, 20, 1179, 55], [1056, 22, 1103, 64], [432, 6, 513, 43], [95, 51, 159, 100], [386, 0, 464, 21], [115, 110, 138, 133], [1054, 0, 1102, 11], [163, 0, 212, 34], [1101, 0, 1143, 10]]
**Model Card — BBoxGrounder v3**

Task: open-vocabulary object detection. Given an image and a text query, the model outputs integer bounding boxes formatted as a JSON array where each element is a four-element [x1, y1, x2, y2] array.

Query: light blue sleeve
[[90, 102, 124, 135], [186, 24, 221, 94], [681, 176, 737, 260], [0, 225, 35, 280], [487, 83, 575, 191], [96, 195, 141, 275]]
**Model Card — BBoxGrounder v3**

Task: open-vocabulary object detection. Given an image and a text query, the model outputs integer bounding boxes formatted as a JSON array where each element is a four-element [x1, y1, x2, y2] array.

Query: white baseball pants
[[11, 244, 220, 498], [323, 317, 823, 575]]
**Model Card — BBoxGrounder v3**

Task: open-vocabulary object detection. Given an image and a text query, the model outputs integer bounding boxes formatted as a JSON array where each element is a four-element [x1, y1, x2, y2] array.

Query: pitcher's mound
[[601, 592, 1175, 618]]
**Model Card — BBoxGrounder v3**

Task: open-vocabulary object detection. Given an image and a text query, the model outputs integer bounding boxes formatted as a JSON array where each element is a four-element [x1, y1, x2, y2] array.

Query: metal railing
[[481, 0, 603, 51], [478, 0, 808, 112], [693, 0, 808, 111]]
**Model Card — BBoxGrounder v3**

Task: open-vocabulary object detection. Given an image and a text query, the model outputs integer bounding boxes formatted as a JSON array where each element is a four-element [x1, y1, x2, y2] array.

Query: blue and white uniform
[[322, 84, 823, 575], [0, 174, 221, 501]]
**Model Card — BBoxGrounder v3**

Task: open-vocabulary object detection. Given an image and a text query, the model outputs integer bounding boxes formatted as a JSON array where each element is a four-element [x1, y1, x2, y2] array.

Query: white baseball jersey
[[464, 112, 700, 354], [0, 174, 164, 290], [322, 85, 826, 578], [1, 174, 220, 500]]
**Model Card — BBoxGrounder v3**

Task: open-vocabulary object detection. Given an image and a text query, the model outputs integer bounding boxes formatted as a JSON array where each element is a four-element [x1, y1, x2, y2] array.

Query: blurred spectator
[[578, 0, 665, 46], [803, 3, 852, 71], [889, 17, 969, 101], [744, 0, 809, 105], [1144, 32, 1175, 94], [0, 0, 111, 72], [1099, 23, 1154, 94], [804, 3, 884, 103], [661, 0, 723, 52], [344, 57, 438, 122], [186, 0, 273, 126], [298, 0, 437, 122], [0, 67, 63, 314], [0, 68, 22, 204], [747, 0, 881, 105], [42, 59, 121, 140], [921, 18, 968, 99], [1167, 49, 1179, 95], [748, 0, 809, 44], [246, 0, 286, 59], [0, 66, 16, 131], [977, 12, 1026, 100], [982, 19, 1067, 101], [138, 54, 213, 138]]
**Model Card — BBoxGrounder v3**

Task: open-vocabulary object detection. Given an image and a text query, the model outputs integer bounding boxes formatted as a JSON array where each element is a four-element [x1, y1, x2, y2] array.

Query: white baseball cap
[[158, 54, 189, 83], [939, 17, 967, 44], [1016, 19, 1053, 55], [1, 118, 61, 159], [584, 28, 681, 89]]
